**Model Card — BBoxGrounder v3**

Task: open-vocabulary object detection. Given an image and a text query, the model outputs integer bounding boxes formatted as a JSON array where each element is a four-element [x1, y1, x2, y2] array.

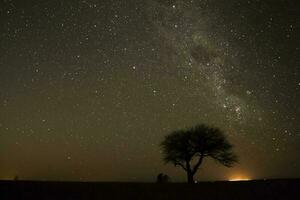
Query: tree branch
[[175, 162, 187, 171], [192, 154, 204, 175]]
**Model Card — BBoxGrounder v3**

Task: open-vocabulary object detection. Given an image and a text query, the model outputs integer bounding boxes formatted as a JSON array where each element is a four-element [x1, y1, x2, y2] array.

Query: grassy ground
[[0, 179, 299, 200]]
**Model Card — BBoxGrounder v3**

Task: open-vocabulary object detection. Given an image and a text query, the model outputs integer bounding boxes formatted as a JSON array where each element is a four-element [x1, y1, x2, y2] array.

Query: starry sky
[[0, 0, 299, 182]]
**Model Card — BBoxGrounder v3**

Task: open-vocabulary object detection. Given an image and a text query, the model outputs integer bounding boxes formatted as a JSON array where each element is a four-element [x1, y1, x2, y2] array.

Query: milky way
[[0, 0, 299, 181]]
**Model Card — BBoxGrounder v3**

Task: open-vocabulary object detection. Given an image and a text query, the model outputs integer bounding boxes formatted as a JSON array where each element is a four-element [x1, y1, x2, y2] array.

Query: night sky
[[0, 0, 299, 182]]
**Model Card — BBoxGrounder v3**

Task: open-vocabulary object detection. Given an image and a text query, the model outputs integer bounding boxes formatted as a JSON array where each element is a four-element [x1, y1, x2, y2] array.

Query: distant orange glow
[[228, 175, 251, 181]]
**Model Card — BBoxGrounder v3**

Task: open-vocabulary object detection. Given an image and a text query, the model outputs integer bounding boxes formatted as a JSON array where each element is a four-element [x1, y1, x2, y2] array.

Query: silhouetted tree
[[156, 173, 170, 183], [160, 124, 238, 183]]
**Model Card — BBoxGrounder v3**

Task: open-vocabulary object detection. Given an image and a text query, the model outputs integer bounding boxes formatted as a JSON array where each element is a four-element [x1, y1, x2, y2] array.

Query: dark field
[[0, 179, 299, 200]]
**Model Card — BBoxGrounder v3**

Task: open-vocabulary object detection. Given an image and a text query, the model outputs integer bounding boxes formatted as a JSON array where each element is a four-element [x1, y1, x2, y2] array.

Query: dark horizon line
[[1, 178, 300, 183]]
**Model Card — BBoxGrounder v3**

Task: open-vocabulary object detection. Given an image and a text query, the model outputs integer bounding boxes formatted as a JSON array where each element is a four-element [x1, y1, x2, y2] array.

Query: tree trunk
[[187, 171, 194, 184]]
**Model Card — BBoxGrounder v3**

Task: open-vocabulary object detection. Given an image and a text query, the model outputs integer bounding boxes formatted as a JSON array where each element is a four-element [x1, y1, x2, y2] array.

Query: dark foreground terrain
[[0, 179, 299, 200]]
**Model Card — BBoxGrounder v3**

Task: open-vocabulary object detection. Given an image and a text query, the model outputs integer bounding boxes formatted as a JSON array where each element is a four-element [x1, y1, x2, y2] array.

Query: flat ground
[[0, 179, 299, 200]]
